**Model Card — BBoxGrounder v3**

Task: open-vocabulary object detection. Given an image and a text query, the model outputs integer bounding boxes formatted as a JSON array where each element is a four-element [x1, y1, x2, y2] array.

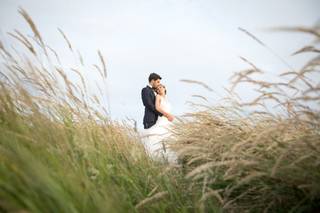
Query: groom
[[141, 73, 174, 129]]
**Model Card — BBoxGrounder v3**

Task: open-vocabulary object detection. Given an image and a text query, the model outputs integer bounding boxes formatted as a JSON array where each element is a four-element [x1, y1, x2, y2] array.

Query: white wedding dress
[[141, 95, 178, 164]]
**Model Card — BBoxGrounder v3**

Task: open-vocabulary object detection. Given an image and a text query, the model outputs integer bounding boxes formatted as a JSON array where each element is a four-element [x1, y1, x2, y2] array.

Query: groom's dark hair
[[148, 73, 162, 82]]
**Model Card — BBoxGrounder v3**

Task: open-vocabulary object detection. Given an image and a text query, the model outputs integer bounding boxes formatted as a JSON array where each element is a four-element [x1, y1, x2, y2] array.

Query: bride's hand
[[167, 114, 174, 122]]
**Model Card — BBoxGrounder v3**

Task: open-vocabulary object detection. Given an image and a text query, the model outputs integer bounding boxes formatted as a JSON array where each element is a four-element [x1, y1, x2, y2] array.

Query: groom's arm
[[141, 88, 163, 116]]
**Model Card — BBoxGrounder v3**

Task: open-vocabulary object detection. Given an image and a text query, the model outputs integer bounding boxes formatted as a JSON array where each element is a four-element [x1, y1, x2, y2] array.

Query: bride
[[142, 84, 178, 164]]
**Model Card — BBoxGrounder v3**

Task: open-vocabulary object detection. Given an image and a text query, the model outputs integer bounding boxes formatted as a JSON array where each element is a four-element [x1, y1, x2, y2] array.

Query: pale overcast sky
[[0, 0, 319, 129]]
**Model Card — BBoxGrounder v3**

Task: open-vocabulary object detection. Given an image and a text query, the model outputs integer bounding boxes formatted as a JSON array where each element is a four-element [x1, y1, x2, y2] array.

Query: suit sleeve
[[141, 88, 163, 116]]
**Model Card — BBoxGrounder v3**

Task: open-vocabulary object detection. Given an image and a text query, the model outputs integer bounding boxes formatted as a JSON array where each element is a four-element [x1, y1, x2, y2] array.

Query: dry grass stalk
[[97, 50, 107, 79], [180, 79, 213, 92], [135, 191, 168, 210], [18, 7, 47, 57]]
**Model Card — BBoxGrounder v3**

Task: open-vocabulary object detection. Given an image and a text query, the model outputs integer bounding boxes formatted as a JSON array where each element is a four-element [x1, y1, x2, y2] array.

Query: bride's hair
[[156, 84, 167, 95]]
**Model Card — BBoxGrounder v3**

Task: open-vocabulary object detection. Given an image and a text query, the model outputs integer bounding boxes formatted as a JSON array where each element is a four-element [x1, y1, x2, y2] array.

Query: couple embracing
[[141, 73, 178, 164]]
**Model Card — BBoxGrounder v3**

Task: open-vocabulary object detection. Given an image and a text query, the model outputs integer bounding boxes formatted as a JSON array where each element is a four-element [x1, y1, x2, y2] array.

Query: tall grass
[[1, 8, 319, 213], [0, 8, 203, 213], [167, 26, 320, 212]]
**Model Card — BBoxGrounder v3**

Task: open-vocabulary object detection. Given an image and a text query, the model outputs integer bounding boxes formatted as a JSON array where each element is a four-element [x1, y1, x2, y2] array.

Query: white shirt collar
[[148, 84, 157, 95]]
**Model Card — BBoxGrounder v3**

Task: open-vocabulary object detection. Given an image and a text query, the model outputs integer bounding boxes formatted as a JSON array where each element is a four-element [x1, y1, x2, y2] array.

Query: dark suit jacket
[[141, 85, 163, 129]]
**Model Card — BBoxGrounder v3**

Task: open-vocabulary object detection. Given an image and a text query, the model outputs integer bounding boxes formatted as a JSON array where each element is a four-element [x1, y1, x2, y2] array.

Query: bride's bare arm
[[155, 95, 174, 121], [155, 95, 168, 116]]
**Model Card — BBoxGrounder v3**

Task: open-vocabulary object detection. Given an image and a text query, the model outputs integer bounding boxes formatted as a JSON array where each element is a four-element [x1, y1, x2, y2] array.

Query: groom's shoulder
[[142, 85, 150, 92]]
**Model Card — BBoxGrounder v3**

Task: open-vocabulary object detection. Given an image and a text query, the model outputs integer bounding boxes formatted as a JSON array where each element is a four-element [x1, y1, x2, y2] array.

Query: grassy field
[[0, 8, 319, 213]]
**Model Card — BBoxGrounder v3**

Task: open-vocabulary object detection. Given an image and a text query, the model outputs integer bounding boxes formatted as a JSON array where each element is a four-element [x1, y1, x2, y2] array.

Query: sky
[[0, 0, 319, 129]]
